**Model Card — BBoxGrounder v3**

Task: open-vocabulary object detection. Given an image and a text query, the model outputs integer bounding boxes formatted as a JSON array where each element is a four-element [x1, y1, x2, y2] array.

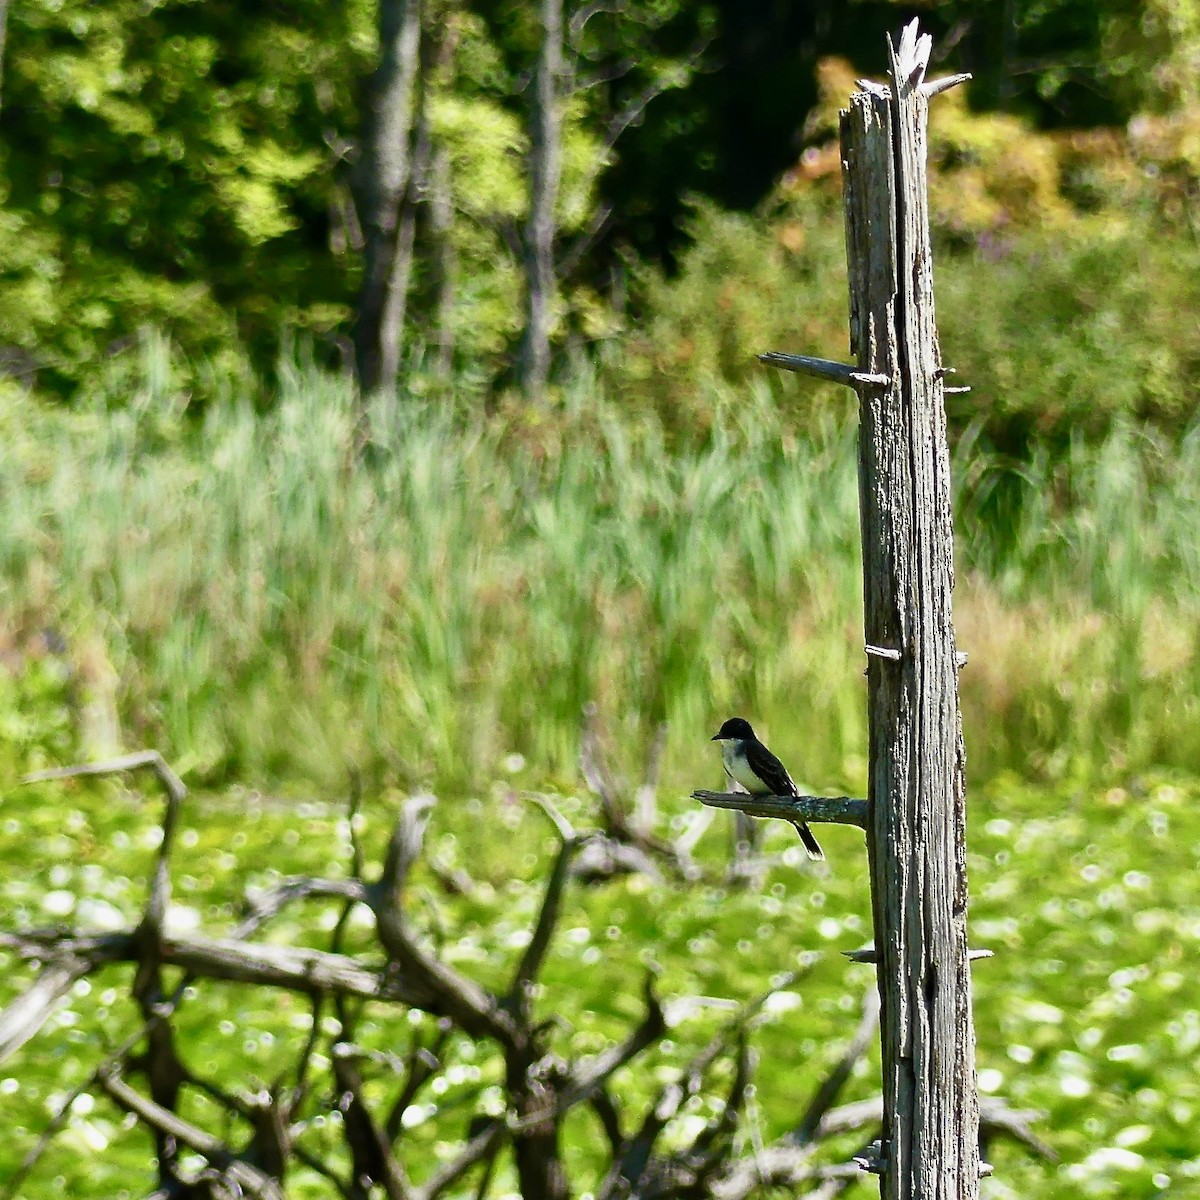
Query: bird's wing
[[745, 739, 799, 796]]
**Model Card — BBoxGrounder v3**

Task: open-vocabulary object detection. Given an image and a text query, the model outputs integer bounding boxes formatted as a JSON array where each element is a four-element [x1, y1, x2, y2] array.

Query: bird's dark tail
[[792, 821, 825, 861]]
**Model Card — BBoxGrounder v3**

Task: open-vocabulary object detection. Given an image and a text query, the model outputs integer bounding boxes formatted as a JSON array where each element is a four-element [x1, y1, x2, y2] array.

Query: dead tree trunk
[[353, 0, 423, 398], [518, 0, 563, 403], [841, 25, 980, 1200], [748, 18, 982, 1200]]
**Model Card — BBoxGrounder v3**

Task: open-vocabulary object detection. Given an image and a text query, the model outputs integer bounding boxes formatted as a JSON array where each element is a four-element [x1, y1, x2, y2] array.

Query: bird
[[711, 717, 825, 860]]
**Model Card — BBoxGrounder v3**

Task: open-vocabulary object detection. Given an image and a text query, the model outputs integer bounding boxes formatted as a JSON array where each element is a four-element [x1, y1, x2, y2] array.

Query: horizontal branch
[[758, 352, 890, 388], [864, 643, 901, 661], [692, 791, 867, 830], [842, 947, 993, 964], [3, 929, 431, 1007], [22, 750, 186, 807]]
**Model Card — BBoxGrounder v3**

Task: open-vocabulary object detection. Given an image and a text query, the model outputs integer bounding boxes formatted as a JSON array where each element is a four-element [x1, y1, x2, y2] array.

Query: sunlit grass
[[3, 351, 1200, 796]]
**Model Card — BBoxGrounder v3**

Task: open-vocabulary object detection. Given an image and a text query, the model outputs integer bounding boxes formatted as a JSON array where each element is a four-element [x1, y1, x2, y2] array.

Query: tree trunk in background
[[425, 7, 459, 379], [0, 0, 8, 115], [385, 69, 432, 373], [430, 139, 456, 376], [518, 0, 563, 402], [354, 0, 423, 398]]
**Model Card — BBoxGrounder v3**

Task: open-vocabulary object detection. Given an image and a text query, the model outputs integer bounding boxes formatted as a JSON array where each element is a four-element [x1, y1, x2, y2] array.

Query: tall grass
[[3, 346, 1199, 794]]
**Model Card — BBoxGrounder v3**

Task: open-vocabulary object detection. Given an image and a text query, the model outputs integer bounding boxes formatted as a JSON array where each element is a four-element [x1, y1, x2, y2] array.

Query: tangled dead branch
[[2, 751, 1054, 1199]]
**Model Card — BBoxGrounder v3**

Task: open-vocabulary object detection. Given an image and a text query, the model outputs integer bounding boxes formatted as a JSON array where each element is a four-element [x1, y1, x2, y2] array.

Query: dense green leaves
[[6, 0, 1200, 412]]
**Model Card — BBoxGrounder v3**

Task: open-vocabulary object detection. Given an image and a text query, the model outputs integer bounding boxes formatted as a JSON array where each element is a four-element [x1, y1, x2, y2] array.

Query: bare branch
[[384, 1026, 450, 1142], [333, 1047, 412, 1200], [920, 72, 972, 98], [3, 928, 431, 1005], [791, 988, 880, 1145], [371, 798, 519, 1044], [510, 824, 592, 1009], [557, 202, 614, 282], [21, 750, 186, 805], [416, 1119, 505, 1200], [588, 1086, 624, 1156], [527, 793, 577, 843], [567, 0, 624, 51], [978, 1097, 1058, 1163], [686, 1029, 752, 1175], [605, 979, 792, 1197], [634, 722, 668, 833], [801, 1094, 1056, 1161], [24, 751, 187, 935], [99, 1069, 284, 1199], [560, 972, 665, 1109], [571, 836, 665, 885], [240, 877, 371, 932], [580, 704, 624, 832], [0, 954, 90, 1065]]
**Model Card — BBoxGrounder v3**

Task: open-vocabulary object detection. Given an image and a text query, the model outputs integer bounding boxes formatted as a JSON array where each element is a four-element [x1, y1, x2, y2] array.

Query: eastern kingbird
[[711, 717, 825, 860]]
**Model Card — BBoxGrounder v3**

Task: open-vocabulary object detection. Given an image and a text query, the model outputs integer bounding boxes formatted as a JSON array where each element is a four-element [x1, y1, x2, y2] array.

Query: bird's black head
[[712, 717, 754, 742]]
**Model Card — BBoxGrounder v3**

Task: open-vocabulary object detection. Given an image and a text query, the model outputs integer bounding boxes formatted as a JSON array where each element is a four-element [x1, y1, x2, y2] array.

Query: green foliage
[[618, 75, 1200, 451]]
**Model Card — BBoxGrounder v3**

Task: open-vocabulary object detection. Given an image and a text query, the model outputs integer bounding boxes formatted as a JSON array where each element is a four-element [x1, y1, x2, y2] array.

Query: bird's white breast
[[720, 741, 766, 794]]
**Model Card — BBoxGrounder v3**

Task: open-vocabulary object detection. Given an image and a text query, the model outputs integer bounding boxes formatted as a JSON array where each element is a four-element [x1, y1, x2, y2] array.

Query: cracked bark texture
[[840, 25, 980, 1200]]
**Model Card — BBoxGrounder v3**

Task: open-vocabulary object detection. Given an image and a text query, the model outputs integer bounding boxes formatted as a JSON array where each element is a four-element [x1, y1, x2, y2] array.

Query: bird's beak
[[710, 733, 721, 741]]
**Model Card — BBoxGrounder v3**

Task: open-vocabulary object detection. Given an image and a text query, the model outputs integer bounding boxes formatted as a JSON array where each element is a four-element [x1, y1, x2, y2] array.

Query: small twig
[[580, 704, 624, 834], [559, 972, 665, 1111], [240, 877, 371, 931], [416, 1119, 505, 1200], [843, 947, 992, 964], [526, 793, 577, 843], [384, 1027, 450, 1142], [604, 975, 798, 1198], [759, 352, 890, 388], [23, 751, 186, 935], [634, 722, 668, 833], [864, 643, 902, 661], [920, 71, 972, 98]]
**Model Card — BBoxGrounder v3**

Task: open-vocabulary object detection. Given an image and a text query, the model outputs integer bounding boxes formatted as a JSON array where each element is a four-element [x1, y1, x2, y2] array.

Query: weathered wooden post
[[696, 19, 981, 1199], [840, 24, 981, 1200]]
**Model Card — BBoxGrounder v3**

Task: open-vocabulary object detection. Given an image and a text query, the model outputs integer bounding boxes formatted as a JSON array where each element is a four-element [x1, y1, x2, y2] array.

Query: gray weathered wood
[[758, 351, 890, 388], [691, 790, 867, 829], [840, 19, 980, 1199]]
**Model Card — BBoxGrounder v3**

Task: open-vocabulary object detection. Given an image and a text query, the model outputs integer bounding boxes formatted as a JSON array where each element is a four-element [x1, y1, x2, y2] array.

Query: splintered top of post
[[851, 19, 971, 103], [888, 18, 931, 93]]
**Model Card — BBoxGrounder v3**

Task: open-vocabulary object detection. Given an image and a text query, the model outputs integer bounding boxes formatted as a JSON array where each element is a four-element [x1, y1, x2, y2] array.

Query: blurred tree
[[517, 0, 562, 402], [353, 0, 423, 398], [2, 0, 1199, 405]]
